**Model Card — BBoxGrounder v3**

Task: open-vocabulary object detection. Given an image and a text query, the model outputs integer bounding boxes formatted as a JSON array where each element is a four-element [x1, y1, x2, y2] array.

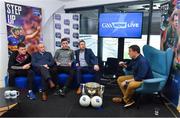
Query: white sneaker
[[124, 101, 135, 108]]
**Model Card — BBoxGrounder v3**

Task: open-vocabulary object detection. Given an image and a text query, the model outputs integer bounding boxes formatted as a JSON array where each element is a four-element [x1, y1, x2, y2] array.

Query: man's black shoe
[[59, 89, 65, 96], [53, 89, 62, 96], [54, 87, 67, 96]]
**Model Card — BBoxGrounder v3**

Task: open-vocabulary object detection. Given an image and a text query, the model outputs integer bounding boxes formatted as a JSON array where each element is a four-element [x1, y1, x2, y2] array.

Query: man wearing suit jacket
[[75, 40, 100, 94]]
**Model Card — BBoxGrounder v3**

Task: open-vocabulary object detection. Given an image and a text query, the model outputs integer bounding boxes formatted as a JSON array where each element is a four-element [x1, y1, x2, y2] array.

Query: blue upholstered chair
[[82, 73, 95, 83], [57, 73, 78, 89], [6, 75, 42, 90], [57, 73, 69, 86], [135, 45, 173, 107], [34, 75, 42, 91], [57, 73, 95, 88], [15, 77, 28, 89]]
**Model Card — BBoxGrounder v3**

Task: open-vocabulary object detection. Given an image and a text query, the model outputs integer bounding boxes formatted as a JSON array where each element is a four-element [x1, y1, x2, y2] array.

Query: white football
[[91, 96, 103, 108], [79, 95, 91, 107]]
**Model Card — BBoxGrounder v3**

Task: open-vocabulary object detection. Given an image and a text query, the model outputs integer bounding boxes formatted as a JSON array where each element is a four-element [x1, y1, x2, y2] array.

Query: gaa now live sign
[[99, 13, 143, 38]]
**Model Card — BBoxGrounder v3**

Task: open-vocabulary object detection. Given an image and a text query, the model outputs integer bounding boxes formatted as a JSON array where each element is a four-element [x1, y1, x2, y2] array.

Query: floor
[[1, 85, 179, 117]]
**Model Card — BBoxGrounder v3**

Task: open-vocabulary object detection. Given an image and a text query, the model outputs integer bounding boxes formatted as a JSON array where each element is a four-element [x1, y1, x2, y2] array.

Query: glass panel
[[68, 9, 99, 56], [151, 11, 161, 35], [149, 35, 161, 49], [69, 9, 99, 34], [102, 38, 118, 61], [79, 34, 98, 56], [124, 35, 147, 59]]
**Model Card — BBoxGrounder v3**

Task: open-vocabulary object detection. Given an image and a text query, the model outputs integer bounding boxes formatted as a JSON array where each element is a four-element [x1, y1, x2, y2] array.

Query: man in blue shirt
[[112, 45, 153, 108], [31, 43, 55, 101]]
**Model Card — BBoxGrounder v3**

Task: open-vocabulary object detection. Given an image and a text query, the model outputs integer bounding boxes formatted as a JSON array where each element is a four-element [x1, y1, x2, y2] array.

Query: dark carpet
[[2, 86, 179, 117]]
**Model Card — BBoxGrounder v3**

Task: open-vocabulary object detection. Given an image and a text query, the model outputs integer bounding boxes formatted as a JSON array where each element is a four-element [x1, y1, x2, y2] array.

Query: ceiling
[[105, 0, 168, 12]]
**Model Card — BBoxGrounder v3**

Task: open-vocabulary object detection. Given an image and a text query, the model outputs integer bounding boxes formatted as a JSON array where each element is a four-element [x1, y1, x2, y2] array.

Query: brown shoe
[[112, 97, 123, 103], [42, 92, 48, 101], [76, 87, 81, 95], [49, 80, 55, 88]]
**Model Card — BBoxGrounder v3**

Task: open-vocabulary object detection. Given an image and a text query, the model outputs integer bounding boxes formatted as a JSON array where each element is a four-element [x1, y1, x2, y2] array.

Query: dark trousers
[[51, 66, 74, 88], [33, 66, 52, 91], [76, 66, 100, 85], [8, 69, 34, 90]]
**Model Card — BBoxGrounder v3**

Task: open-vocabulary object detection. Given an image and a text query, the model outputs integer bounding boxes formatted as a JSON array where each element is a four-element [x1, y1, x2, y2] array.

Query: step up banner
[[160, 0, 180, 111], [5, 2, 42, 55], [53, 13, 80, 51]]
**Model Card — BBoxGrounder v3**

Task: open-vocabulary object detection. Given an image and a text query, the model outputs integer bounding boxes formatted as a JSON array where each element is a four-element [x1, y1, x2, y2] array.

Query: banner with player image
[[5, 2, 42, 55], [160, 0, 180, 110], [53, 13, 80, 51]]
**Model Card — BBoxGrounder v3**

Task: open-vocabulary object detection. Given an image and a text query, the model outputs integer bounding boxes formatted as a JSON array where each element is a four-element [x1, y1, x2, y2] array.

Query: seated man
[[75, 40, 100, 94], [52, 38, 75, 96], [31, 43, 55, 101], [8, 43, 36, 100], [112, 45, 153, 108]]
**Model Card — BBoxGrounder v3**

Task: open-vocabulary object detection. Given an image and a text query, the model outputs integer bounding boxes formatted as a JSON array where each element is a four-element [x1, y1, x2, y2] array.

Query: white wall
[[0, 0, 65, 87]]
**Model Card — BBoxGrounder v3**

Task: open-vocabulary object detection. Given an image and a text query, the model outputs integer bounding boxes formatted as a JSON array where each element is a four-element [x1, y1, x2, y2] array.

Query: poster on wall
[[53, 13, 80, 51], [5, 2, 42, 55], [160, 0, 180, 110]]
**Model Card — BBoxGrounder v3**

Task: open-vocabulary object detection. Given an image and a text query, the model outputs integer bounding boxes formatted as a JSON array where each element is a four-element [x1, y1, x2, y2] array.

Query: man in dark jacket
[[31, 43, 55, 101], [75, 40, 100, 94], [8, 43, 36, 100]]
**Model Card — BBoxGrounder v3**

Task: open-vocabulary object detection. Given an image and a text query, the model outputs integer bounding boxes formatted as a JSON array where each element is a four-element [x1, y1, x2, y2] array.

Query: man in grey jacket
[[52, 38, 74, 96]]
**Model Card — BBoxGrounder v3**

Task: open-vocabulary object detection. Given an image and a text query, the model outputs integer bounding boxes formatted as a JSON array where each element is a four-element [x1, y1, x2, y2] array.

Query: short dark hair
[[79, 40, 85, 45], [129, 45, 140, 53], [61, 38, 69, 43], [172, 13, 178, 21], [11, 27, 21, 33], [17, 43, 26, 49]]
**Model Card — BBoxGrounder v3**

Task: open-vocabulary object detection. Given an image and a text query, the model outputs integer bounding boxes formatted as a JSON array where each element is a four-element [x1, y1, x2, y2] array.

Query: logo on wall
[[56, 41, 61, 47], [73, 33, 79, 39], [53, 13, 80, 50], [5, 2, 42, 55], [64, 19, 70, 25], [72, 15, 79, 21], [55, 32, 61, 38], [55, 24, 61, 30], [54, 14, 61, 20], [73, 24, 79, 30], [64, 29, 70, 35]]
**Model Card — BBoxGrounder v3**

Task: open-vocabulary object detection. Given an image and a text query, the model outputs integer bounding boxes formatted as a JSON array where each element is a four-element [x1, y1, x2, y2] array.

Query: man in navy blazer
[[75, 40, 100, 94]]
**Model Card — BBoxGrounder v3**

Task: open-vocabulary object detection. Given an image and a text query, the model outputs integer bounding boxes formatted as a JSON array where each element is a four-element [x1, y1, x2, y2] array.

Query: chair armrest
[[136, 78, 166, 93], [143, 78, 165, 83]]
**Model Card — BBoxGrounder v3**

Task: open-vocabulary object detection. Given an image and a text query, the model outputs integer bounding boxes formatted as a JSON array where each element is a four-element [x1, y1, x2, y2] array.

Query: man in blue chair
[[52, 38, 75, 96], [32, 43, 55, 101], [8, 43, 36, 100], [75, 40, 100, 94], [112, 45, 153, 108]]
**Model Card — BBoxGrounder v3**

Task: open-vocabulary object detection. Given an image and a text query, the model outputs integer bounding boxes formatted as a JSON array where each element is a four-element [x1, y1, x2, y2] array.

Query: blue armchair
[[135, 45, 173, 107]]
